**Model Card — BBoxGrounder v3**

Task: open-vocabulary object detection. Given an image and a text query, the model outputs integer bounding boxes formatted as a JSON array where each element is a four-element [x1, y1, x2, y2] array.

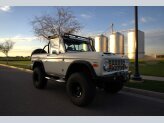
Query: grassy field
[[125, 80, 164, 93], [0, 61, 32, 69], [130, 60, 164, 77]]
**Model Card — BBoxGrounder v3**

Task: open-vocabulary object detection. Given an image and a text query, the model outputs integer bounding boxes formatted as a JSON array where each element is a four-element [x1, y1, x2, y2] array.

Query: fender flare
[[65, 60, 97, 80], [32, 61, 45, 72]]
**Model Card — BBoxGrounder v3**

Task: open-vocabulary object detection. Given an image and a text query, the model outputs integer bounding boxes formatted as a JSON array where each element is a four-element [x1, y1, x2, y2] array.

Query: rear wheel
[[104, 80, 124, 94], [33, 67, 47, 89], [66, 72, 96, 106]]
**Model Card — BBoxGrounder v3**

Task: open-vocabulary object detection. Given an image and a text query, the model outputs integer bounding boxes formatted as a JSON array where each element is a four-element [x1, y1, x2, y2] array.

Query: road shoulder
[[123, 86, 164, 100], [0, 64, 32, 73]]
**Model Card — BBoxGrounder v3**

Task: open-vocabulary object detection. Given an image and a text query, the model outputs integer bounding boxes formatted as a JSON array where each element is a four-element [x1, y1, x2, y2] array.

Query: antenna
[[111, 23, 114, 33]]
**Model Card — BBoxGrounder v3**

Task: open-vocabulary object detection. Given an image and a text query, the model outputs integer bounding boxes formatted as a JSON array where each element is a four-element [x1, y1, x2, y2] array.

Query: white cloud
[[0, 35, 37, 43], [128, 17, 155, 25], [0, 6, 11, 12], [0, 36, 46, 56], [140, 17, 147, 23], [0, 35, 48, 56], [121, 23, 127, 27], [11, 45, 43, 51], [80, 13, 93, 19], [77, 29, 104, 37], [140, 16, 155, 23]]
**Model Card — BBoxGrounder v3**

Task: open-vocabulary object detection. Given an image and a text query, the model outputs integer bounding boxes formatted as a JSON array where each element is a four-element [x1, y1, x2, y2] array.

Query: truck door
[[44, 38, 64, 77]]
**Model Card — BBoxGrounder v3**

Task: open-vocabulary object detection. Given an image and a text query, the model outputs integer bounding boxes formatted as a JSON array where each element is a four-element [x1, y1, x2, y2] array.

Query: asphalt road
[[0, 65, 164, 116]]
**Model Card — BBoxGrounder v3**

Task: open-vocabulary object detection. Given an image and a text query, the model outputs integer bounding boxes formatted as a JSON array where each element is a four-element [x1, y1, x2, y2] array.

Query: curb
[[0, 64, 32, 73], [142, 75, 164, 82], [123, 86, 164, 100], [1, 64, 164, 100]]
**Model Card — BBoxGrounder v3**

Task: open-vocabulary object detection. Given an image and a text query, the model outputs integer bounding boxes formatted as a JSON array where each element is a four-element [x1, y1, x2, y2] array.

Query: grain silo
[[127, 30, 145, 59], [94, 34, 108, 52], [109, 32, 124, 55]]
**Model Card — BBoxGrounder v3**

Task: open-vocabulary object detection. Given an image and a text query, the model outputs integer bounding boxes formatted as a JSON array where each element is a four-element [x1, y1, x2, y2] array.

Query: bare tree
[[0, 40, 15, 64], [31, 8, 82, 41]]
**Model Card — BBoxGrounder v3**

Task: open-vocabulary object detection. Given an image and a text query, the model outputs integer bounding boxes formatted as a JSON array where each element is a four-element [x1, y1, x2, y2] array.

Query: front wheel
[[66, 72, 96, 106], [104, 81, 124, 94], [33, 67, 47, 89]]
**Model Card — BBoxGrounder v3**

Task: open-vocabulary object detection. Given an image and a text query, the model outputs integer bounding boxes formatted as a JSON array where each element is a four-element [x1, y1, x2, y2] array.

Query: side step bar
[[45, 77, 66, 83], [56, 79, 66, 83], [45, 77, 51, 80]]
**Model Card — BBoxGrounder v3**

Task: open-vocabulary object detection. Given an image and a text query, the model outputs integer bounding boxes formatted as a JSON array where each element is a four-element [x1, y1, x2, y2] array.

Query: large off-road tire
[[66, 72, 96, 106], [33, 67, 47, 89], [104, 80, 124, 94]]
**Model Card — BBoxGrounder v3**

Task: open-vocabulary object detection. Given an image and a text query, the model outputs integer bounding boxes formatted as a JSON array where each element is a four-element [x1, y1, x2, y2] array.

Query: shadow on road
[[46, 80, 164, 116]]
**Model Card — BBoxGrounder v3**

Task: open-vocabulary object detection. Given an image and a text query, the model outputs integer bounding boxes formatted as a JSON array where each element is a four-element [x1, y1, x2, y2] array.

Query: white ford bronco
[[31, 33, 130, 106]]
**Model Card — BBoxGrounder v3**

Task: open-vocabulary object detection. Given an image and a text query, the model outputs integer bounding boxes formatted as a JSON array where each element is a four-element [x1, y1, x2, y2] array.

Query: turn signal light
[[92, 64, 98, 67]]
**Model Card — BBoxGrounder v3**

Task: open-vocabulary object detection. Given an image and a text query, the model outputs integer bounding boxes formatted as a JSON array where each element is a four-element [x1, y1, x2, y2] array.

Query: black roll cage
[[41, 33, 95, 54]]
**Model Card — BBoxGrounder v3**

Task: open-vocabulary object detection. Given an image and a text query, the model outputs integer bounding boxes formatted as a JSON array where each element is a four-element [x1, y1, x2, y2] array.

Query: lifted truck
[[31, 33, 130, 106]]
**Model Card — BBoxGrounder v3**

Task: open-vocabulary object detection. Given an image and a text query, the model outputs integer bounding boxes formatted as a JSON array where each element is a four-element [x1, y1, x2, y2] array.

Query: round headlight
[[103, 60, 109, 71]]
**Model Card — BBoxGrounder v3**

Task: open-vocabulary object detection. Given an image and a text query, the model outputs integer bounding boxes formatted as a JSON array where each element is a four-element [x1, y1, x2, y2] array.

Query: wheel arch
[[65, 60, 97, 81]]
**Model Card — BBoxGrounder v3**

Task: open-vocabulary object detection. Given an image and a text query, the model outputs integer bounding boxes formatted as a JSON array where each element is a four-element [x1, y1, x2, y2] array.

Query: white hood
[[64, 51, 127, 60]]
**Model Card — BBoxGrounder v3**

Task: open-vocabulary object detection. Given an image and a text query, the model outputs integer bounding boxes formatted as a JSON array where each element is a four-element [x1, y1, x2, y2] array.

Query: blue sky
[[0, 6, 164, 56]]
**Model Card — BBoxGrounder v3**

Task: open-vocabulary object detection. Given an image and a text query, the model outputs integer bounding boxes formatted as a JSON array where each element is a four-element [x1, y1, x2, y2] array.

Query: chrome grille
[[108, 59, 126, 71]]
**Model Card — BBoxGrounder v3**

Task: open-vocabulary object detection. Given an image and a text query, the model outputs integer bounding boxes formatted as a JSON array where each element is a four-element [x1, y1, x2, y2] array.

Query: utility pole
[[132, 6, 142, 81]]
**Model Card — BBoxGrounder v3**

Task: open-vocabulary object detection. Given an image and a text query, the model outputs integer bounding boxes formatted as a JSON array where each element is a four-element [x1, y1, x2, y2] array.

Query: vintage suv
[[31, 33, 130, 106]]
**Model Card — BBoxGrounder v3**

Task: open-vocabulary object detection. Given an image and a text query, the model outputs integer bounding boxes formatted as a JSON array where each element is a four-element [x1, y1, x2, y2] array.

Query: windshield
[[63, 39, 93, 52]]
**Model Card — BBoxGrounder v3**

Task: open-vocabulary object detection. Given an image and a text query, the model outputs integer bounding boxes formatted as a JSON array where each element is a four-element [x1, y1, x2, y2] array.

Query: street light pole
[[132, 6, 142, 81]]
